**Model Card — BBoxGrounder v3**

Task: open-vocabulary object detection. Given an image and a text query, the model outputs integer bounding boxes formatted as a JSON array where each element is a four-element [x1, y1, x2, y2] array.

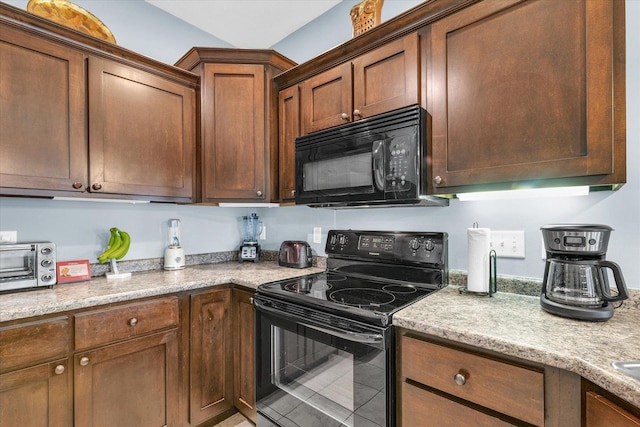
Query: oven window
[[303, 152, 373, 192], [257, 317, 388, 427], [0, 248, 35, 281]]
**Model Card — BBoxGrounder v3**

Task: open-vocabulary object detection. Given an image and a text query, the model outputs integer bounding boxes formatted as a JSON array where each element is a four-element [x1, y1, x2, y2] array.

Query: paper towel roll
[[467, 228, 491, 292]]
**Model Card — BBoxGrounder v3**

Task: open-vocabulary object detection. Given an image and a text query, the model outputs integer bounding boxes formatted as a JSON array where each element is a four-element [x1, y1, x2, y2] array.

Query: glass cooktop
[[257, 272, 438, 326]]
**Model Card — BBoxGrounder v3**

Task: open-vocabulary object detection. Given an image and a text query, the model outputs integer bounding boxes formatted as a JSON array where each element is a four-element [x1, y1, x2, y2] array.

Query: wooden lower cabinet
[[189, 287, 234, 425], [586, 392, 640, 427], [232, 288, 256, 422], [397, 328, 585, 427], [74, 330, 180, 427], [0, 359, 72, 427]]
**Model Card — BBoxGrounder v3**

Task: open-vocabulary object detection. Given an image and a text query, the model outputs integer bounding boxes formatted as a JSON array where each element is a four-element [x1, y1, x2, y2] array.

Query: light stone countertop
[[393, 285, 640, 409], [0, 262, 324, 323]]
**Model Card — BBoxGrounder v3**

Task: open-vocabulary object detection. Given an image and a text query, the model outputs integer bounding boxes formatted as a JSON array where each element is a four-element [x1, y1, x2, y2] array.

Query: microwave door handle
[[254, 298, 383, 344], [372, 140, 385, 191]]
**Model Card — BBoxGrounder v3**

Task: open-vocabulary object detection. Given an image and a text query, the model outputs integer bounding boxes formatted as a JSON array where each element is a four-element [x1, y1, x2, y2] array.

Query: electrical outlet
[[313, 227, 322, 243], [0, 231, 17, 243], [490, 230, 525, 258], [259, 226, 266, 240]]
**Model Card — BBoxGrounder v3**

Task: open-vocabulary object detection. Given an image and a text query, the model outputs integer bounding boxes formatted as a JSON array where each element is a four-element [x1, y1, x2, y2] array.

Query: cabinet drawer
[[586, 392, 640, 427], [401, 336, 544, 426], [75, 297, 179, 350], [401, 382, 515, 427], [0, 317, 70, 373]]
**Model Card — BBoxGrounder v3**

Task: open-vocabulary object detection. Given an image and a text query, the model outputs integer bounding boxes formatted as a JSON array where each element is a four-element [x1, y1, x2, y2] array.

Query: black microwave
[[295, 106, 448, 208]]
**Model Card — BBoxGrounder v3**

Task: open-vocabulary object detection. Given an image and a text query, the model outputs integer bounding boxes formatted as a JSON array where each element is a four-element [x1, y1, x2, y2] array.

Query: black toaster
[[278, 241, 313, 268]]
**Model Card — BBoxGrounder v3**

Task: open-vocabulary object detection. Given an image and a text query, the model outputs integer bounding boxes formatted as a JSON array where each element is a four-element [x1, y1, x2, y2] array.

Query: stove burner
[[327, 274, 347, 282], [329, 288, 396, 307], [283, 279, 331, 294], [383, 284, 418, 294]]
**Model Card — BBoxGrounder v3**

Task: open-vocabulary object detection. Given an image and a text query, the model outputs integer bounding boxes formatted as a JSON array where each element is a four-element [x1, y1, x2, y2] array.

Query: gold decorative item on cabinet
[[350, 0, 384, 37], [26, 0, 116, 44]]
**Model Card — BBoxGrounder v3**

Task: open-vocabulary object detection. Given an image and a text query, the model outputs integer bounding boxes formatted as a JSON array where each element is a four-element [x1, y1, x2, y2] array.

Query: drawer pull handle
[[80, 357, 90, 366], [129, 318, 138, 326], [54, 365, 65, 375], [454, 371, 468, 386]]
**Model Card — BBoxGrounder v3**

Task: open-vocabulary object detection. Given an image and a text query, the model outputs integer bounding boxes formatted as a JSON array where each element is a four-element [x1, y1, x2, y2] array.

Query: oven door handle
[[254, 298, 384, 344]]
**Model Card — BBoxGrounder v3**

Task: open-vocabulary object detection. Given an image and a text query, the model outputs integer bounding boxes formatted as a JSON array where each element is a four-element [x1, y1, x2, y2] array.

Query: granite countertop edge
[[393, 285, 640, 409]]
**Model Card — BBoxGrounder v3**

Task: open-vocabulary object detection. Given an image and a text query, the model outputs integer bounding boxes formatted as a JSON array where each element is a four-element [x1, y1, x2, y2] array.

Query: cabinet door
[[74, 330, 180, 427], [586, 392, 640, 427], [300, 62, 352, 134], [0, 24, 87, 194], [87, 57, 195, 201], [0, 360, 72, 427], [278, 85, 300, 203], [233, 288, 256, 423], [353, 32, 419, 119], [201, 63, 266, 201], [190, 288, 233, 424], [430, 0, 621, 192]]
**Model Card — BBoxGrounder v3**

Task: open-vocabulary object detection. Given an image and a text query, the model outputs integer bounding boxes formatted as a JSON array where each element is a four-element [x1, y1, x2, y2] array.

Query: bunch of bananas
[[98, 227, 131, 263]]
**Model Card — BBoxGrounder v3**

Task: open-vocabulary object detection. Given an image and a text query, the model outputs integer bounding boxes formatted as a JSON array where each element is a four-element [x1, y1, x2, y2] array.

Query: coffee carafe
[[239, 213, 263, 263], [540, 224, 628, 321]]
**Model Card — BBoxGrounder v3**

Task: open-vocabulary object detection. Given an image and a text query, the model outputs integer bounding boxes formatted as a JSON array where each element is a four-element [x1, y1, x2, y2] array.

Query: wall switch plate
[[259, 226, 266, 241], [490, 230, 525, 258], [313, 227, 322, 244], [0, 231, 17, 243]]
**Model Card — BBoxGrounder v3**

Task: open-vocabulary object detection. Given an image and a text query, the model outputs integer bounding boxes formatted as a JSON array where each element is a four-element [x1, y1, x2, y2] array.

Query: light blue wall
[[1, 1, 638, 287]]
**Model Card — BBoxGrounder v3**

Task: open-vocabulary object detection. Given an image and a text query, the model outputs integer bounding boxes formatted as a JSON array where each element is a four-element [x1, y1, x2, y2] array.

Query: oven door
[[254, 296, 393, 427]]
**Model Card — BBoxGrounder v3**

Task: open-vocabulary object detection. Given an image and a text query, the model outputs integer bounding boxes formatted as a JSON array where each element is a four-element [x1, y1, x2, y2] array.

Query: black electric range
[[257, 229, 448, 327]]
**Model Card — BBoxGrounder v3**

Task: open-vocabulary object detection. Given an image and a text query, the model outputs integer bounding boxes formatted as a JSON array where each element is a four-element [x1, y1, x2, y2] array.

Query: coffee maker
[[239, 213, 263, 263], [540, 224, 628, 321]]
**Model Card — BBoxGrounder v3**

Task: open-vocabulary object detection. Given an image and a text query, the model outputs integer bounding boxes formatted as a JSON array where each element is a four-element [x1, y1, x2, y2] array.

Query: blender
[[164, 219, 185, 270], [239, 213, 263, 263]]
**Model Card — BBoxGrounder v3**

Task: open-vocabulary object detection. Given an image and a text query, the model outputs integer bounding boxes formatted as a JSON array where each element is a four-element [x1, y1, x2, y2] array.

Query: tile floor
[[213, 412, 254, 427]]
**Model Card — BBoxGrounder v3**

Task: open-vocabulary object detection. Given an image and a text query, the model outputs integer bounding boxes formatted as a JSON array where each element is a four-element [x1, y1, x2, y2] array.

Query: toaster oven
[[0, 242, 57, 293]]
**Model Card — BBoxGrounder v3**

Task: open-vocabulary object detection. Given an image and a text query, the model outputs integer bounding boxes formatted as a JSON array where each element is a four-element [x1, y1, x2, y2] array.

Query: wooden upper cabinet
[[0, 14, 198, 202], [175, 49, 296, 203], [430, 0, 625, 193], [201, 63, 267, 201], [87, 57, 195, 201], [300, 62, 353, 134], [353, 33, 419, 120], [278, 85, 300, 203], [300, 32, 419, 134], [0, 23, 87, 194]]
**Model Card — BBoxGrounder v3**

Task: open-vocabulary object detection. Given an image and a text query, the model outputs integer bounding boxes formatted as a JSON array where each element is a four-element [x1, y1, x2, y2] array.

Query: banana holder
[[106, 258, 131, 280]]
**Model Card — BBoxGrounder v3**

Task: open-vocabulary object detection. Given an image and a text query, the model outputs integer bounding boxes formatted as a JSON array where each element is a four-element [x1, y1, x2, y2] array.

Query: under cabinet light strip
[[456, 186, 589, 201]]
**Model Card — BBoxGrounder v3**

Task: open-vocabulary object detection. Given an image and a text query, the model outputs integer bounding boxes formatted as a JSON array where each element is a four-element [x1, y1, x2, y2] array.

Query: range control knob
[[424, 239, 436, 251], [338, 234, 347, 246], [329, 234, 338, 247], [409, 239, 421, 251]]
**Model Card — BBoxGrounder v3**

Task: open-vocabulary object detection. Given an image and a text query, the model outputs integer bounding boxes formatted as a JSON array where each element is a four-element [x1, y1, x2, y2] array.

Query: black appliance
[[540, 224, 628, 321], [294, 106, 448, 208], [254, 229, 448, 427]]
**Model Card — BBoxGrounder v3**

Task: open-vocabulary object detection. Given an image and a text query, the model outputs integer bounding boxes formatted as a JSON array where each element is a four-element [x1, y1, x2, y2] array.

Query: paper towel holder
[[459, 250, 497, 297]]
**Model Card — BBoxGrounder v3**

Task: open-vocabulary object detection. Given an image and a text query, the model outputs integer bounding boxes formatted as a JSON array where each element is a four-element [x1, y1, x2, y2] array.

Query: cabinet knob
[[256, 190, 263, 197], [454, 371, 468, 386], [80, 357, 90, 366], [54, 364, 65, 375], [128, 318, 138, 326], [291, 190, 295, 197], [91, 183, 102, 191], [353, 109, 362, 118], [72, 181, 83, 189], [433, 176, 443, 185], [340, 113, 349, 121]]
